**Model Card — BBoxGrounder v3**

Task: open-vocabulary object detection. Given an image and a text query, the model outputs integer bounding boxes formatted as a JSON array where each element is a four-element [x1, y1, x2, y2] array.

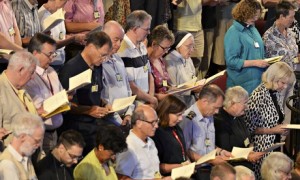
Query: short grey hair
[[125, 10, 152, 32], [223, 86, 248, 109], [234, 166, 255, 180], [12, 113, 45, 137], [262, 62, 295, 90], [8, 50, 38, 71], [198, 84, 225, 103], [131, 106, 146, 126], [261, 152, 293, 180]]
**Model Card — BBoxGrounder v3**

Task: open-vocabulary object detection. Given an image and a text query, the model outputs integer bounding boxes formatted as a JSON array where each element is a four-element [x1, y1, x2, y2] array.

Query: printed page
[[42, 90, 69, 116], [264, 56, 283, 64], [110, 95, 137, 113], [205, 70, 226, 84], [171, 162, 196, 180], [0, 49, 13, 55], [283, 124, 300, 129], [196, 149, 217, 165], [229, 147, 253, 161], [68, 69, 92, 92], [42, 8, 65, 32]]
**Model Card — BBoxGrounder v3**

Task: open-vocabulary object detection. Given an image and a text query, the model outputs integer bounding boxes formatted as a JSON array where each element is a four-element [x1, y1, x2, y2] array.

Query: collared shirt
[[38, 6, 66, 65], [0, 0, 19, 43], [115, 130, 160, 179], [263, 23, 298, 68], [117, 35, 151, 95], [64, 0, 104, 25], [11, 0, 41, 38], [179, 103, 216, 156], [101, 54, 134, 116], [74, 149, 117, 180], [0, 145, 32, 180], [25, 66, 63, 130]]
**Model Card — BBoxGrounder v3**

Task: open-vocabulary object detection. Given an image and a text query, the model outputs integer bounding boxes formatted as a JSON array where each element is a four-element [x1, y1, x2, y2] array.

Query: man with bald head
[[101, 21, 134, 127], [115, 105, 161, 179]]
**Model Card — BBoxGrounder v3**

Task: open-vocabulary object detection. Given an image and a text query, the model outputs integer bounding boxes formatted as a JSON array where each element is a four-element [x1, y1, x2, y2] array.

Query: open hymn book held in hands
[[67, 69, 92, 93], [167, 70, 226, 94], [41, 8, 65, 32], [41, 90, 70, 119], [109, 95, 137, 113]]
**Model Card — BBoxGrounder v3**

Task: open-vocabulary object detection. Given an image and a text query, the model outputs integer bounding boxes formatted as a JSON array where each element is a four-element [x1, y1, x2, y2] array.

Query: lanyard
[[172, 129, 186, 161], [36, 73, 54, 95]]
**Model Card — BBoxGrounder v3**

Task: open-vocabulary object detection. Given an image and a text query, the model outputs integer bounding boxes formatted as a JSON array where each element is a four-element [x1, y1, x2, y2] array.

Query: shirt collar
[[124, 34, 144, 50], [35, 66, 47, 76], [129, 130, 154, 148], [24, 0, 37, 10], [7, 144, 29, 163]]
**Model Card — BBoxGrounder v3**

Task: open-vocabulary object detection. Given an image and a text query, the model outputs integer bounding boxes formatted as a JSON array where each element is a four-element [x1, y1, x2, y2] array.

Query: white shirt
[[115, 130, 160, 179]]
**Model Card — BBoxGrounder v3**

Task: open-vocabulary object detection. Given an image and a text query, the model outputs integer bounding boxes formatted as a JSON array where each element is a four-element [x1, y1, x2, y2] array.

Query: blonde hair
[[223, 86, 248, 109], [262, 62, 295, 90]]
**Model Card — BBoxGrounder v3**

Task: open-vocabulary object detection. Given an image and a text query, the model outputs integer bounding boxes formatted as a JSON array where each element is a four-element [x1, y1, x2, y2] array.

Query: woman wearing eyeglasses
[[164, 31, 201, 107], [245, 62, 295, 179], [147, 25, 175, 101], [73, 125, 127, 180], [152, 95, 189, 176]]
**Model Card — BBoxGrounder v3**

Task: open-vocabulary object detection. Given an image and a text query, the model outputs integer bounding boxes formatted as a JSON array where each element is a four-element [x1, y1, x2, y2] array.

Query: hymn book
[[68, 69, 92, 93], [264, 56, 283, 64], [228, 147, 253, 161], [42, 90, 70, 119], [195, 149, 217, 165], [171, 162, 196, 180], [42, 8, 65, 32], [109, 95, 137, 113]]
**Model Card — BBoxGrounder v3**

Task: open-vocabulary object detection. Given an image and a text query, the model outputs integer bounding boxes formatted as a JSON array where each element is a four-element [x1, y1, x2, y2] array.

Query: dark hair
[[147, 25, 174, 47], [210, 162, 236, 179], [57, 130, 85, 149], [232, 0, 262, 22], [198, 84, 225, 103], [96, 125, 127, 154], [275, 1, 295, 19], [170, 31, 190, 51], [86, 31, 112, 49], [156, 95, 186, 128], [28, 33, 56, 53]]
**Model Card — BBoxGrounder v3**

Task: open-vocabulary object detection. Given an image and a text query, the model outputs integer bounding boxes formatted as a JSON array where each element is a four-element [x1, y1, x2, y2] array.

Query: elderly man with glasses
[[25, 33, 64, 154], [35, 130, 85, 180], [115, 105, 163, 179]]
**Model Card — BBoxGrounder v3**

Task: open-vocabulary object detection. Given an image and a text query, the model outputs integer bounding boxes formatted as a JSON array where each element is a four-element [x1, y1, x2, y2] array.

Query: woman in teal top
[[74, 125, 127, 180], [224, 0, 269, 94]]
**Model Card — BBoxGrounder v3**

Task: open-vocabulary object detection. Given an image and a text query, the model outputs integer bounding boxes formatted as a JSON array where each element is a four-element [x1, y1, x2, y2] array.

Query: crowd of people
[[0, 0, 300, 179]]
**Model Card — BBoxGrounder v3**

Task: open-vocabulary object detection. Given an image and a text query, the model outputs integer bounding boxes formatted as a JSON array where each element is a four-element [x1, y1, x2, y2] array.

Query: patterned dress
[[245, 83, 284, 179], [150, 58, 170, 94]]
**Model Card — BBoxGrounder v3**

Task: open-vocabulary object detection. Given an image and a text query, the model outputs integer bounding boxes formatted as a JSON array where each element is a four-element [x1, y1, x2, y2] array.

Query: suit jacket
[[0, 72, 36, 145]]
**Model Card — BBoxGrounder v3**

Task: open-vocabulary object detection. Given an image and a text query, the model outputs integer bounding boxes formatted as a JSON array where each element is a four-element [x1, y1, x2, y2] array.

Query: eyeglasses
[[63, 144, 83, 161], [95, 47, 109, 61], [139, 26, 151, 32], [158, 44, 171, 52], [41, 51, 57, 59], [139, 118, 160, 127], [27, 134, 42, 145]]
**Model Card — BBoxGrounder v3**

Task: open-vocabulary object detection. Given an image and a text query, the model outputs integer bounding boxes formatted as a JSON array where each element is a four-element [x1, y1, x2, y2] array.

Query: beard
[[20, 141, 37, 157]]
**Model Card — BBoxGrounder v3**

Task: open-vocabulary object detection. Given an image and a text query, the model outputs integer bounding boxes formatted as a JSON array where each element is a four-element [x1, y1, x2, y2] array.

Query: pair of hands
[[272, 124, 289, 136]]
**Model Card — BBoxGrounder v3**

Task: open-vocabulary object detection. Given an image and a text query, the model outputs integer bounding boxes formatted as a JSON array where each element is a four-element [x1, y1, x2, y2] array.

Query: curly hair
[[147, 25, 174, 47], [232, 0, 262, 22]]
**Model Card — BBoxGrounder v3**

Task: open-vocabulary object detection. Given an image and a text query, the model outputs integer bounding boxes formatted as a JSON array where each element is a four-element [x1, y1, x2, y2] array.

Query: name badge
[[244, 138, 250, 147], [143, 65, 148, 72], [8, 27, 15, 36], [116, 73, 123, 81], [91, 85, 98, 92], [254, 42, 260, 48], [162, 80, 168, 87], [205, 138, 211, 147], [93, 11, 100, 19], [59, 32, 64, 40]]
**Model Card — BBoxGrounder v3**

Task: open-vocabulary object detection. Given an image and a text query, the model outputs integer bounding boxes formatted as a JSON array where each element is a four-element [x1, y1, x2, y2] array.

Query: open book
[[196, 149, 217, 165], [263, 142, 285, 152], [42, 90, 70, 119], [0, 49, 14, 55], [205, 70, 226, 84], [68, 69, 92, 93], [264, 56, 283, 64], [283, 124, 300, 129], [109, 95, 136, 113], [42, 8, 65, 32], [228, 147, 253, 161], [171, 162, 196, 180]]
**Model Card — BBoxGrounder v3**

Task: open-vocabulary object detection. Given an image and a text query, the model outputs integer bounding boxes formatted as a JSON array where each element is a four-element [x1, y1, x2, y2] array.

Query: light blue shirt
[[179, 103, 215, 156]]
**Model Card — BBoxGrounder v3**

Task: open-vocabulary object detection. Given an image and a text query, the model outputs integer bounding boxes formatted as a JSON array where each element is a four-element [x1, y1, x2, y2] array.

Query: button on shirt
[[115, 130, 160, 179], [25, 66, 63, 130], [179, 103, 216, 156]]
